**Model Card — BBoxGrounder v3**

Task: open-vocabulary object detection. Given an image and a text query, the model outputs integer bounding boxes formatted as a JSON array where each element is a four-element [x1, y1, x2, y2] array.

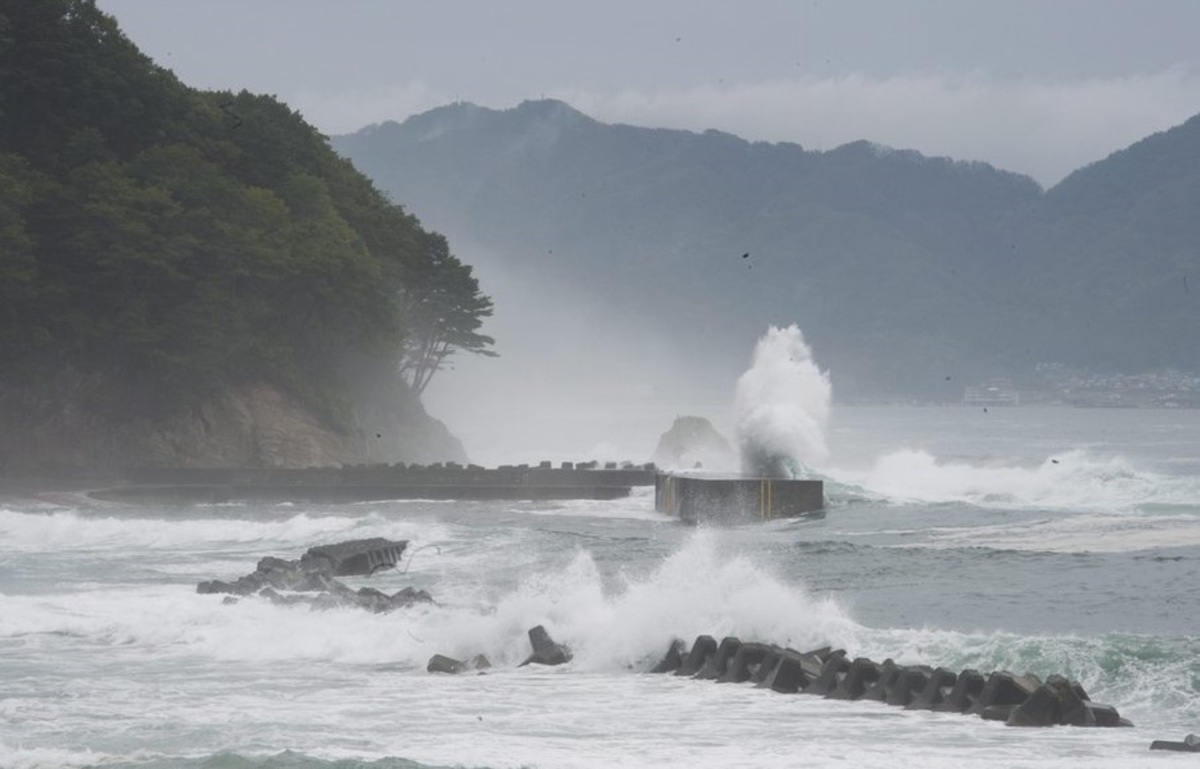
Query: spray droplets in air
[[734, 325, 832, 478]]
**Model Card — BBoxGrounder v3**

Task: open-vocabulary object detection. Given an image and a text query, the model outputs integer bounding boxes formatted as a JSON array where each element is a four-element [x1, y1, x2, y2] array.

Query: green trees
[[397, 232, 496, 395], [0, 0, 494, 428], [0, 153, 38, 357]]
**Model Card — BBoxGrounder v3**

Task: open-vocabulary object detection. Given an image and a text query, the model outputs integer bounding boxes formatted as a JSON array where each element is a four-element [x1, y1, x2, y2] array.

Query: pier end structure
[[654, 473, 824, 524]]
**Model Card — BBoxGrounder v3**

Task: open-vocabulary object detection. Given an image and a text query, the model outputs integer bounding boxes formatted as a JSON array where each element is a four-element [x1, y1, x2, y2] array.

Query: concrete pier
[[655, 473, 823, 524], [89, 462, 657, 505]]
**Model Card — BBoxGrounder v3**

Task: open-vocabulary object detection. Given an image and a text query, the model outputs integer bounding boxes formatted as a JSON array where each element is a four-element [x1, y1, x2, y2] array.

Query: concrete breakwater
[[655, 473, 824, 524], [647, 635, 1132, 729], [91, 461, 657, 504]]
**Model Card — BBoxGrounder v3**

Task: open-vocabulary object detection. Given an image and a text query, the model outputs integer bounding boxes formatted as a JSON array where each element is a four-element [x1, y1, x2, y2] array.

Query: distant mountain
[[1014, 114, 1200, 371], [334, 100, 1200, 401]]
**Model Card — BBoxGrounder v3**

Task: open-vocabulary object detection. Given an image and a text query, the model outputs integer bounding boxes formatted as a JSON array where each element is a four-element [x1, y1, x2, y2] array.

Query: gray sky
[[97, 1, 1200, 186]]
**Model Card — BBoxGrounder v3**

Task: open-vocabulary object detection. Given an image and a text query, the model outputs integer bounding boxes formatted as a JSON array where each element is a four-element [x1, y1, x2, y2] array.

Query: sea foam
[[834, 448, 1200, 514], [0, 508, 444, 553], [734, 324, 832, 477]]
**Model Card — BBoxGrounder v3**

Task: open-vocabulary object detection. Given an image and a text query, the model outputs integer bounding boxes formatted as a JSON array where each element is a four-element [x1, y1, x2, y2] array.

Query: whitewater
[[5, 335, 1200, 767]]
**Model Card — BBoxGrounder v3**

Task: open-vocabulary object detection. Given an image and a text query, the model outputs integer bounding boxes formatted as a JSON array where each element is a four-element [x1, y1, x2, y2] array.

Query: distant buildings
[[1033, 365, 1200, 408]]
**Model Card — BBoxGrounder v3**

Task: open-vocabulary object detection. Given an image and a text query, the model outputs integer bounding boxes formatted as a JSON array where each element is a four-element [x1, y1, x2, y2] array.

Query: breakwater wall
[[655, 473, 824, 523], [648, 635, 1131, 728], [91, 461, 657, 504]]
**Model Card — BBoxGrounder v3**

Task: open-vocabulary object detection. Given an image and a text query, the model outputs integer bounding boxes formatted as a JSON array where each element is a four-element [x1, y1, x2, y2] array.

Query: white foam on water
[[852, 624, 1200, 732], [920, 512, 1200, 553], [0, 743, 113, 769], [1, 529, 853, 671], [734, 324, 832, 476], [493, 529, 858, 670], [0, 508, 449, 554], [279, 529, 863, 671], [503, 488, 668, 521], [829, 448, 1200, 514], [335, 670, 1160, 769], [2, 513, 1192, 769]]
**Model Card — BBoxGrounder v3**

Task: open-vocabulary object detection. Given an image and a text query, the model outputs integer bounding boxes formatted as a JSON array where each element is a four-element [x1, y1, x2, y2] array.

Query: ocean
[[4, 401, 1200, 769]]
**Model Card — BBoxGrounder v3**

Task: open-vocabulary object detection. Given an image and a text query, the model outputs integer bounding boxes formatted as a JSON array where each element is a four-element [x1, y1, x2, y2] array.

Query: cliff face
[[0, 378, 465, 473]]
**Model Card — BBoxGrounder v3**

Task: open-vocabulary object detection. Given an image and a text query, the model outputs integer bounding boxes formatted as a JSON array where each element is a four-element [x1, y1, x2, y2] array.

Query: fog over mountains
[[334, 101, 1200, 405]]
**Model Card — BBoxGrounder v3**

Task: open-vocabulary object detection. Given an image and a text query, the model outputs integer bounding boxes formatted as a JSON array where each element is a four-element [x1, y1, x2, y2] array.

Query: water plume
[[734, 325, 831, 477]]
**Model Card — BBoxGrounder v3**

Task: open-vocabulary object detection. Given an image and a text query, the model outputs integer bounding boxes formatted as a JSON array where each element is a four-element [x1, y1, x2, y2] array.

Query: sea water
[[4, 405, 1200, 768]]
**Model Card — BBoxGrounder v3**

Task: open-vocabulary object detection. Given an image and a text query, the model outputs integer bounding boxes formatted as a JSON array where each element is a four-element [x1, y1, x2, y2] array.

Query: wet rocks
[[966, 671, 1043, 717], [196, 537, 431, 613], [718, 642, 773, 684], [860, 659, 900, 702], [428, 625, 569, 675], [676, 634, 718, 677], [519, 624, 572, 667], [803, 650, 850, 696], [829, 657, 883, 701], [886, 665, 932, 707], [649, 634, 1132, 729], [427, 653, 492, 674], [694, 636, 742, 680], [755, 648, 822, 693], [299, 538, 409, 576], [933, 668, 986, 713], [649, 638, 687, 674], [1005, 675, 1128, 728], [1151, 733, 1200, 752], [907, 667, 958, 710]]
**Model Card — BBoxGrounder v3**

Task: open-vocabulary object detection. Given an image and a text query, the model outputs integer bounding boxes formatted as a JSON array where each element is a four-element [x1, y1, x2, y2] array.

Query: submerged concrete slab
[[655, 473, 823, 524]]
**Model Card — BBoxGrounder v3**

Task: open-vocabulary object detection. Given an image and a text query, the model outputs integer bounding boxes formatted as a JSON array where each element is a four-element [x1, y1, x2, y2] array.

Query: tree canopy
[[397, 231, 496, 395], [0, 0, 494, 424]]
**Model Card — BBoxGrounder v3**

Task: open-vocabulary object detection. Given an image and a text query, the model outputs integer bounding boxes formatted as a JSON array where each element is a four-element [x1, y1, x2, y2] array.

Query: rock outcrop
[[197, 538, 432, 613], [652, 416, 733, 470], [0, 374, 466, 473]]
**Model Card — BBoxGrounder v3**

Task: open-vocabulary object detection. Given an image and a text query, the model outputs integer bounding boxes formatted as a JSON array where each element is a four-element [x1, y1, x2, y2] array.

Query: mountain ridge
[[334, 100, 1200, 402], [334, 101, 1065, 401]]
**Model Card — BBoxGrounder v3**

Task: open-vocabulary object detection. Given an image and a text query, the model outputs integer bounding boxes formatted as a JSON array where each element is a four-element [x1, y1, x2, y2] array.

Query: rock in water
[[196, 538, 424, 612], [519, 625, 572, 667], [934, 668, 986, 713], [427, 654, 467, 674], [427, 653, 492, 674], [676, 635, 718, 677], [300, 538, 408, 576], [652, 415, 733, 469], [694, 637, 743, 681], [1151, 734, 1200, 752], [649, 638, 687, 673]]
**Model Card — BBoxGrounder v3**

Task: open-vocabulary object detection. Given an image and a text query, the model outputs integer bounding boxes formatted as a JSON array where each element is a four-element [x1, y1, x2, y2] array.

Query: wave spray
[[734, 325, 832, 477]]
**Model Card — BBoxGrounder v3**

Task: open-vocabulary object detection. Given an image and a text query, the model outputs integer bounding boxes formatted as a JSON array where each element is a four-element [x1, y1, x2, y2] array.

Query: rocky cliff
[[0, 376, 465, 474]]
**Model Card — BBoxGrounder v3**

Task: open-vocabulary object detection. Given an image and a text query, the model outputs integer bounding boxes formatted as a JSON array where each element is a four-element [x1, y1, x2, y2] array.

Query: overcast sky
[[97, 0, 1200, 187]]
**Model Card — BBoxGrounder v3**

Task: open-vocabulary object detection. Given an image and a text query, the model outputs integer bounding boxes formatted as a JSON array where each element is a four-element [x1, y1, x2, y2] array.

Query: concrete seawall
[[655, 473, 824, 523], [91, 461, 657, 504]]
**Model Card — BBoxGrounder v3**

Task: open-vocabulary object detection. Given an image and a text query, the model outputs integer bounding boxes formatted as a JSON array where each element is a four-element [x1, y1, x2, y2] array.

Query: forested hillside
[[1011, 114, 1200, 371], [335, 100, 1200, 402], [0, 0, 493, 470]]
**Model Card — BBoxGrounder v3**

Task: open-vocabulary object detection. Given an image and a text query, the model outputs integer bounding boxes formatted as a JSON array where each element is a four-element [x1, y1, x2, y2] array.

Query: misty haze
[[4, 2, 1200, 768]]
